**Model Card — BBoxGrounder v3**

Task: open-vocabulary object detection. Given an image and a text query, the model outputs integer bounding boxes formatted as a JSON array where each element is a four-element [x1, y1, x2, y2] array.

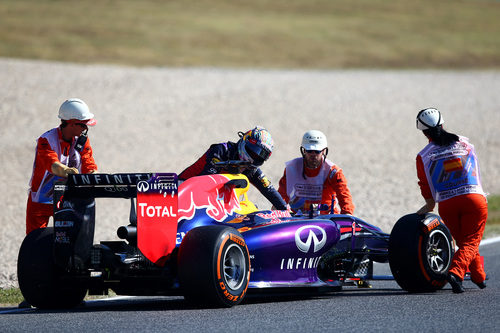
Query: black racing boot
[[447, 273, 465, 293]]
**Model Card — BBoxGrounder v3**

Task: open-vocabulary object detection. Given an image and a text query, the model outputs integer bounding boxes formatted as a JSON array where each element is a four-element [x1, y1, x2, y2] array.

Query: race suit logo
[[295, 225, 327, 253]]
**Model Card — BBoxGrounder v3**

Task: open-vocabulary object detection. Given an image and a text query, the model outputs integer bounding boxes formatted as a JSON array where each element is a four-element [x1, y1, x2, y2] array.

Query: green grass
[[1, 0, 500, 68], [2, 195, 499, 307], [0, 288, 24, 307], [485, 194, 500, 236], [0, 289, 116, 308]]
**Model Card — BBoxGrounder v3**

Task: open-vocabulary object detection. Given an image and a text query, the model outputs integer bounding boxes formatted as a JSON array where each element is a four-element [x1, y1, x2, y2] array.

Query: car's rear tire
[[178, 226, 250, 307], [389, 213, 453, 292], [17, 227, 88, 309]]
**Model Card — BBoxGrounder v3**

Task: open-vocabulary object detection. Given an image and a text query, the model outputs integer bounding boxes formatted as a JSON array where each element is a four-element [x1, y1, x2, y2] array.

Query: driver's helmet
[[237, 126, 274, 167], [416, 108, 443, 130]]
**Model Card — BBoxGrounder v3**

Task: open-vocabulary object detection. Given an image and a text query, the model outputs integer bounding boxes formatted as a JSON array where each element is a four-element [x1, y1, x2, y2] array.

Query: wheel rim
[[426, 229, 452, 273], [223, 244, 246, 290]]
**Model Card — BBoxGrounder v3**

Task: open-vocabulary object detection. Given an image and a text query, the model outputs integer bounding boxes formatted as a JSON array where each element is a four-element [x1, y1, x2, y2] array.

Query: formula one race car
[[18, 169, 455, 309]]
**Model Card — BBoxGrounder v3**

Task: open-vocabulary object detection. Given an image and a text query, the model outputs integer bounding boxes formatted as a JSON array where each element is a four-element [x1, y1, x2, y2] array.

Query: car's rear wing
[[55, 173, 155, 199], [53, 173, 178, 269]]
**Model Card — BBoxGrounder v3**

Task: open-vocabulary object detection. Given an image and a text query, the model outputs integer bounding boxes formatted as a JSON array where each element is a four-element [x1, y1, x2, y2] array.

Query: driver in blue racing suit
[[178, 126, 287, 210]]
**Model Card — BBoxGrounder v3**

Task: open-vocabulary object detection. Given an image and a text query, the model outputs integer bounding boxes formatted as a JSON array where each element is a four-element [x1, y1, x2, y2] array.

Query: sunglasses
[[305, 149, 322, 154], [75, 123, 88, 128]]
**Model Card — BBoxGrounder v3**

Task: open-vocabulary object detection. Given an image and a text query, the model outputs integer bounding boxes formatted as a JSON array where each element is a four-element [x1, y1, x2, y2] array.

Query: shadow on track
[[3, 285, 416, 314]]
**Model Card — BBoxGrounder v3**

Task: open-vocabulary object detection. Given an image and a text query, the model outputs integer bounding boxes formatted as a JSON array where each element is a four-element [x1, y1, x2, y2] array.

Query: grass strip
[[1, 0, 500, 68]]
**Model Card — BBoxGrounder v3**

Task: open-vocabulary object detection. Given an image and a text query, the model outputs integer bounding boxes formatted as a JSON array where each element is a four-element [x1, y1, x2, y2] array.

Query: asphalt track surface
[[1, 239, 499, 332]]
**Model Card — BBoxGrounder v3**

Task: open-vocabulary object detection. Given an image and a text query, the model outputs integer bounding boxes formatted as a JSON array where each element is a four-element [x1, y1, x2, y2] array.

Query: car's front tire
[[389, 213, 453, 292], [178, 226, 250, 307]]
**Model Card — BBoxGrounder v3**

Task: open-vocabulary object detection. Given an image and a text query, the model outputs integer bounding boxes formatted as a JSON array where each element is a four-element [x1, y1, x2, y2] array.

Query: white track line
[[480, 235, 500, 246]]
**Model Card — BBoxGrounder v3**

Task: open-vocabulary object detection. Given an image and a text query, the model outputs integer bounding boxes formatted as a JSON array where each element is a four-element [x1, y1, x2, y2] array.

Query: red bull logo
[[178, 174, 242, 222], [256, 210, 291, 224]]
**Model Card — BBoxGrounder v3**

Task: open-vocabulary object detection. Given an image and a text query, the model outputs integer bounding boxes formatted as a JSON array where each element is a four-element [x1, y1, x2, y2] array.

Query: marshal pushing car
[[17, 168, 455, 308]]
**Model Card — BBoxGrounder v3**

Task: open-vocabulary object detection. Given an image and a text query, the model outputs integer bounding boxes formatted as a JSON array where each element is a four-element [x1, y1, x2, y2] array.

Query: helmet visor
[[245, 143, 270, 166]]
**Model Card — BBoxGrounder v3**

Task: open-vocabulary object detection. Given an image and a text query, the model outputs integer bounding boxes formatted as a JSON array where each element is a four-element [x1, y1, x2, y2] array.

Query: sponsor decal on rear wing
[[59, 173, 154, 198], [136, 173, 178, 266]]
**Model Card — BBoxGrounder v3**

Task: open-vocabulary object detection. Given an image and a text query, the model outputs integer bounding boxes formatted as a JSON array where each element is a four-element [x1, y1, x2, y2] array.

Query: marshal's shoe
[[447, 273, 465, 293], [472, 279, 487, 289]]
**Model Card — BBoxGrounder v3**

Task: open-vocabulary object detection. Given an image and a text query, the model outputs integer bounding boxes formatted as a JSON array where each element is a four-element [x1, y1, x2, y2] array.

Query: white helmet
[[58, 98, 96, 126], [416, 108, 443, 130], [301, 130, 327, 151]]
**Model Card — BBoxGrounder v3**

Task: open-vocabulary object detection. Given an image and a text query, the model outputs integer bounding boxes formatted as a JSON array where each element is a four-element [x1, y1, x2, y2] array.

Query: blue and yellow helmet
[[237, 126, 274, 166]]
